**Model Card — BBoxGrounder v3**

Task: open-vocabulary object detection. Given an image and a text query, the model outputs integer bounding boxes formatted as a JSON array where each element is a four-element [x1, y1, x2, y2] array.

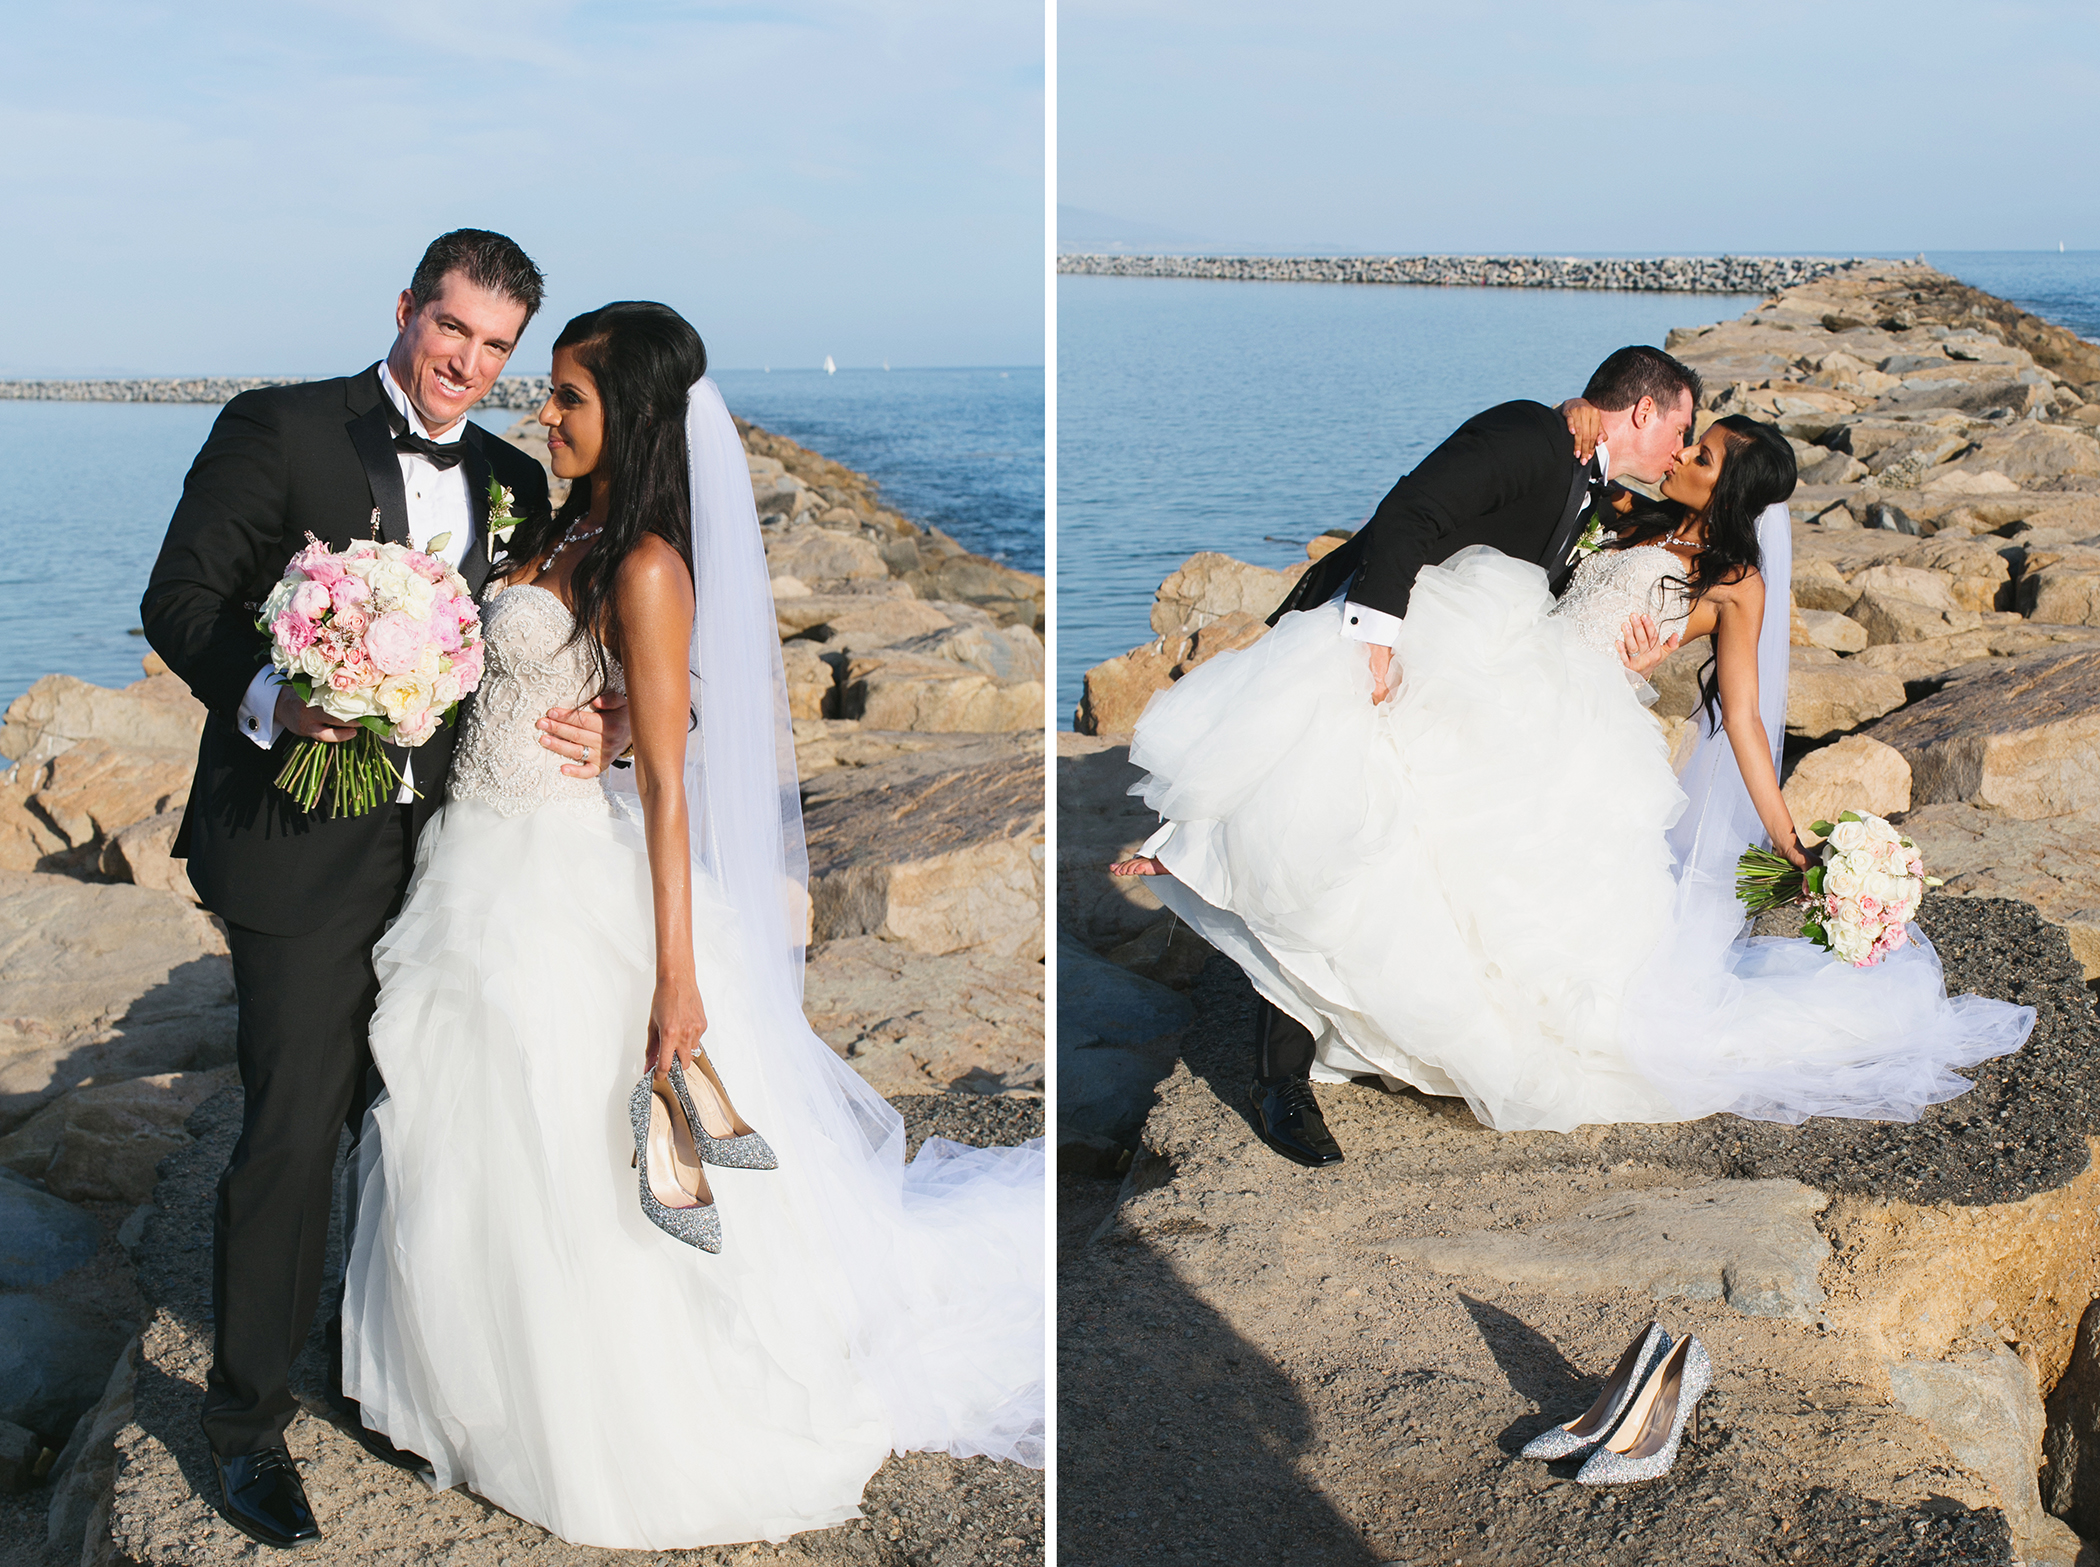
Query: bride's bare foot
[[1109, 856, 1167, 877]]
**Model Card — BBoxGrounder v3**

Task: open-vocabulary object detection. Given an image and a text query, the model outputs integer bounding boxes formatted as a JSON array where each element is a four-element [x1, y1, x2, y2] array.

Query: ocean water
[[1054, 253, 2100, 725], [0, 367, 1042, 712]]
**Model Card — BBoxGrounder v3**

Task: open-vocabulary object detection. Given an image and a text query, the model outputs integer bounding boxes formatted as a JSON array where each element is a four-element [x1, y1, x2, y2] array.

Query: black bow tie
[[393, 426, 467, 470]]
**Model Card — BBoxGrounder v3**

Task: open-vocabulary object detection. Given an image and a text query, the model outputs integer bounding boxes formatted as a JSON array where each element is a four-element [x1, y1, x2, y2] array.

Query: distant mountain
[[1057, 205, 1213, 254]]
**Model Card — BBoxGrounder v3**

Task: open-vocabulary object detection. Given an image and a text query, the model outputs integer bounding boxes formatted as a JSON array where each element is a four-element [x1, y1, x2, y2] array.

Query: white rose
[[296, 645, 334, 681], [1864, 814, 1901, 845], [1825, 863, 1863, 900], [376, 673, 429, 727], [431, 670, 462, 709], [1829, 819, 1869, 853]]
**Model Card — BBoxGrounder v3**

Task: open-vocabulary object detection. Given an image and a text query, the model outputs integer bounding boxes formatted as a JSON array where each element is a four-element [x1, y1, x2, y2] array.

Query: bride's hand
[[1367, 643, 1397, 704], [1616, 614, 1682, 678], [1558, 397, 1603, 462], [646, 974, 708, 1077]]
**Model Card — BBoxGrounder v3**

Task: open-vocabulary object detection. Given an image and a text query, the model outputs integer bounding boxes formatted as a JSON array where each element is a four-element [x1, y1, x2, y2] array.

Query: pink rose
[[290, 544, 342, 585], [407, 552, 449, 584], [1858, 896, 1881, 918], [271, 612, 316, 654], [328, 664, 364, 692], [291, 580, 332, 620], [365, 611, 428, 675], [331, 577, 371, 615], [426, 606, 463, 654], [333, 608, 369, 639], [393, 708, 439, 746], [450, 639, 484, 690]]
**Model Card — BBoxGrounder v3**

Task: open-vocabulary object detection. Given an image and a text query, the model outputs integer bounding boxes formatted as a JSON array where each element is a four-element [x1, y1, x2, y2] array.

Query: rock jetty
[[0, 422, 1045, 1562], [1057, 253, 1866, 293], [1062, 261, 2100, 1564]]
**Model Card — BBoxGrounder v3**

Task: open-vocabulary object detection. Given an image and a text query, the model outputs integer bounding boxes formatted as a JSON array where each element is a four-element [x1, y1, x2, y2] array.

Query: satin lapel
[[1542, 459, 1596, 596], [458, 429, 495, 599], [346, 395, 411, 546]]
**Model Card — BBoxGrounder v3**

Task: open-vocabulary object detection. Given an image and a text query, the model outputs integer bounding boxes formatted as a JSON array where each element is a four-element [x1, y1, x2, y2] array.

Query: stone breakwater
[[0, 421, 1045, 1561], [1057, 252, 1867, 293], [0, 376, 555, 408], [1061, 260, 2100, 1565]]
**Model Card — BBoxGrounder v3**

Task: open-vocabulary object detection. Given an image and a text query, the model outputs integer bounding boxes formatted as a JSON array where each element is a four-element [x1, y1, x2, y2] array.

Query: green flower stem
[[273, 731, 404, 819]]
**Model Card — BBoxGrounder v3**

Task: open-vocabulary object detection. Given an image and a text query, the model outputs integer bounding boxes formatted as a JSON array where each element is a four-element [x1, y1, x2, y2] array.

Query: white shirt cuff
[[238, 666, 285, 749], [1339, 601, 1403, 647]]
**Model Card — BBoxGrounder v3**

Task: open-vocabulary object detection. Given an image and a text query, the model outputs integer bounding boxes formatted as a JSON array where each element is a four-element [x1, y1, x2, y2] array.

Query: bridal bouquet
[[257, 536, 484, 816], [1736, 810, 1941, 967]]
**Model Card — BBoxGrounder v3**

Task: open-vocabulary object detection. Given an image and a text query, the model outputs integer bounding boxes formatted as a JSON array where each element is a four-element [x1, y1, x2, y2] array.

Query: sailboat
[[823, 355, 836, 375]]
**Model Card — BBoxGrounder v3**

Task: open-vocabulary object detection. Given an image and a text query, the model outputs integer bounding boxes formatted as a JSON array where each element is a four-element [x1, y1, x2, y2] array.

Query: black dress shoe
[[1250, 1076, 1344, 1167], [213, 1446, 320, 1548]]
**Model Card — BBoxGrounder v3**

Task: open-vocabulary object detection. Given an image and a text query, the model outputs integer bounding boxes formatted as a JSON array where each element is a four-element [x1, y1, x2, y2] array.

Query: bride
[[1114, 411, 2034, 1141], [341, 302, 1043, 1548]]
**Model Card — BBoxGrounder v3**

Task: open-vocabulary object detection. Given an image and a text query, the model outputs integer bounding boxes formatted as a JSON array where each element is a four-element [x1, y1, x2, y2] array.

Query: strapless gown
[[1130, 544, 2034, 1133], [341, 583, 1043, 1549]]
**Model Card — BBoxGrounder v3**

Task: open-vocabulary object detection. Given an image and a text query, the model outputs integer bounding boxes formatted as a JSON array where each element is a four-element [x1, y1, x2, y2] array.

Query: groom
[[141, 229, 627, 1547], [1248, 344, 1701, 1168]]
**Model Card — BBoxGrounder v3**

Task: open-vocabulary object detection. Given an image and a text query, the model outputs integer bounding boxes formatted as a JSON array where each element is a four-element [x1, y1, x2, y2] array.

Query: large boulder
[[883, 623, 1045, 687], [1782, 735, 1912, 833], [801, 735, 1044, 960], [1793, 557, 1861, 614], [903, 548, 1046, 632], [1846, 564, 1963, 612], [1867, 650, 2100, 818], [2023, 564, 2100, 628], [1959, 424, 2100, 486], [1784, 651, 1907, 739], [1897, 803, 2100, 978], [1150, 553, 1301, 642], [838, 652, 1042, 733], [762, 523, 889, 583], [776, 594, 954, 648], [1849, 589, 1981, 646], [1, 740, 194, 873], [0, 672, 203, 769], [1796, 609, 1867, 654], [0, 1294, 131, 1443], [1057, 931, 1191, 1148], [0, 873, 236, 1134], [19, 1069, 238, 1205], [1072, 645, 1176, 737], [1056, 735, 1172, 954], [801, 936, 1042, 1097], [0, 1174, 101, 1289], [98, 811, 196, 901]]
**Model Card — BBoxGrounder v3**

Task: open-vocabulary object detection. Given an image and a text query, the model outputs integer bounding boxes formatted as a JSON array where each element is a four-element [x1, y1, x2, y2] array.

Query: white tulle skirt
[[1132, 548, 2033, 1134], [341, 799, 1043, 1549]]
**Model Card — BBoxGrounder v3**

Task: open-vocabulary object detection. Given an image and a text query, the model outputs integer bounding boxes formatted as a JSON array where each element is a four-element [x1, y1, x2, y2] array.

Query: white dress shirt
[[238, 363, 480, 803], [1340, 439, 1612, 649]]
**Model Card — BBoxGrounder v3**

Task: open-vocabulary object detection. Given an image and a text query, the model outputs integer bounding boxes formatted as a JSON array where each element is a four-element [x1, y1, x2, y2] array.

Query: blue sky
[[5, 0, 1043, 375], [1059, 0, 2100, 256]]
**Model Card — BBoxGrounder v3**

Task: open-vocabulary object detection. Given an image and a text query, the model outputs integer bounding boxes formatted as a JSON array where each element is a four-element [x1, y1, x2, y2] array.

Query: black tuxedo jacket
[[1271, 400, 1591, 626], [141, 364, 552, 937]]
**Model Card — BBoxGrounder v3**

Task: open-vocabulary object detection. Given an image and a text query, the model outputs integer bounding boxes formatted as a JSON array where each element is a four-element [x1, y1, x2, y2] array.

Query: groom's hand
[[1616, 614, 1681, 679], [539, 693, 632, 778], [1367, 643, 1397, 704], [273, 688, 360, 743]]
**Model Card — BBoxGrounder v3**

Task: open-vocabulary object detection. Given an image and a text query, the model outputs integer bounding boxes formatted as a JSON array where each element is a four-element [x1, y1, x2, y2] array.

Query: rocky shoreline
[[1061, 261, 2100, 1564], [0, 422, 1045, 1563], [1056, 253, 1868, 293]]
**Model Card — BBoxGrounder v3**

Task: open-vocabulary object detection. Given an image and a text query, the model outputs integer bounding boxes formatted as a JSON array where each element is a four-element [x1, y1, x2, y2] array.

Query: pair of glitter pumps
[[1519, 1322, 1712, 1485], [627, 1053, 779, 1253]]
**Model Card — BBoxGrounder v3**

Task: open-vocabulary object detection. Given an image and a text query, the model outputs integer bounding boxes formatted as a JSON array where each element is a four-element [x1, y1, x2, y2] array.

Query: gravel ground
[[0, 1087, 1042, 1567], [1056, 896, 2095, 1566]]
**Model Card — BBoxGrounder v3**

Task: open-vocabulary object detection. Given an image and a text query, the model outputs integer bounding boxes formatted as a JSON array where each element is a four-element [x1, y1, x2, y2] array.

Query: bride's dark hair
[[510, 300, 707, 692], [1608, 414, 1798, 731]]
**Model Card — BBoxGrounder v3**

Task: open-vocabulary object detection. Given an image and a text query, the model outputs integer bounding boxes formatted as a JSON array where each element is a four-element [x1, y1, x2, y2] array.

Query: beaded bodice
[[1549, 545, 1695, 658], [448, 584, 625, 816]]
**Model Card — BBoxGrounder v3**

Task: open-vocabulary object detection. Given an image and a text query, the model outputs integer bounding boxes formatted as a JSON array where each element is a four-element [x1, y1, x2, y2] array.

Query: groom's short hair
[[407, 229, 546, 324], [1582, 346, 1701, 414]]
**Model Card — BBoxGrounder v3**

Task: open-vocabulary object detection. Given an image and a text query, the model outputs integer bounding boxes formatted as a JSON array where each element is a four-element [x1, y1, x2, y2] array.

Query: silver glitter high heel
[[670, 1050, 778, 1170], [629, 1074, 723, 1253], [1575, 1334, 1712, 1486], [1520, 1321, 1672, 1460]]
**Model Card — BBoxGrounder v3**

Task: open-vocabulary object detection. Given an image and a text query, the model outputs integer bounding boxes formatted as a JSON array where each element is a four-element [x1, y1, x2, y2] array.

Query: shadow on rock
[[1057, 1221, 1384, 1567]]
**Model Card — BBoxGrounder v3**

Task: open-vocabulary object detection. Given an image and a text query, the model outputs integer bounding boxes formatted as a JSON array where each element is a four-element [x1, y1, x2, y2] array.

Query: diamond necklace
[[538, 519, 605, 575]]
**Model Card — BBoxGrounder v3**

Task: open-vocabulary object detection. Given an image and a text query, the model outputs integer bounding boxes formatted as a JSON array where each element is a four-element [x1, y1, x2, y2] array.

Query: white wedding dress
[[1131, 521, 2034, 1134], [341, 384, 1043, 1550]]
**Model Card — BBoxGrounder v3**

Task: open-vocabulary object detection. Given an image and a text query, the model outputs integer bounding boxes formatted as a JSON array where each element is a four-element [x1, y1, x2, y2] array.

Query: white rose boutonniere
[[486, 477, 524, 562], [1573, 513, 1616, 557]]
